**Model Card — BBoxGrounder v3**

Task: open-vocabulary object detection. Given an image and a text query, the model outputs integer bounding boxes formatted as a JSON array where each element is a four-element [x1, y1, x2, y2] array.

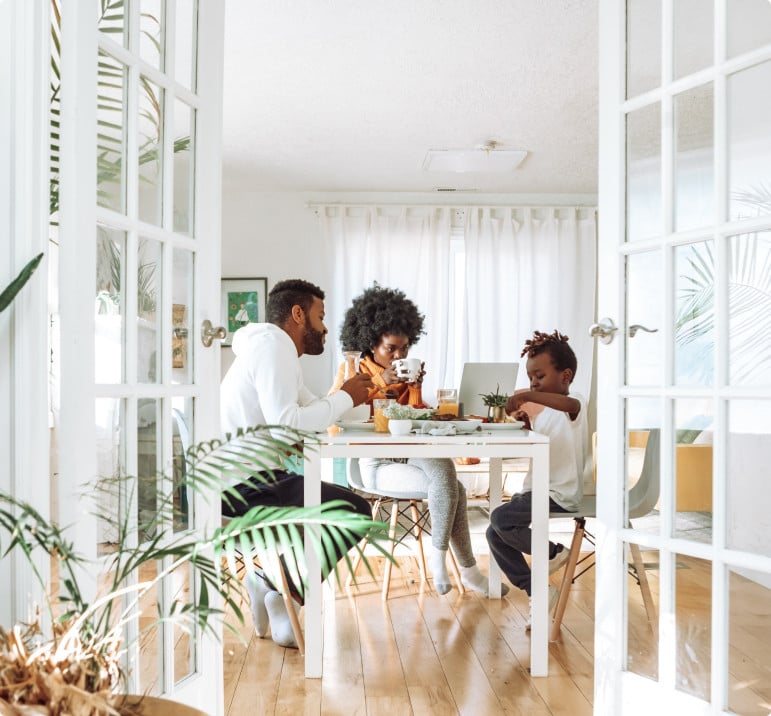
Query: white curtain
[[464, 206, 597, 398], [319, 204, 596, 402], [319, 205, 453, 401]]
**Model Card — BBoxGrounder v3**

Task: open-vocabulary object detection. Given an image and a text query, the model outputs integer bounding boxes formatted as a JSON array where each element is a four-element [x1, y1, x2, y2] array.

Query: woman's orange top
[[329, 355, 423, 407]]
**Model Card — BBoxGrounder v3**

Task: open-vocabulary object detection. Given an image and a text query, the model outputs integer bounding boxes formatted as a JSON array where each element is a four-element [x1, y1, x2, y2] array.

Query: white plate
[[413, 419, 483, 434], [480, 421, 524, 430], [336, 420, 375, 431]]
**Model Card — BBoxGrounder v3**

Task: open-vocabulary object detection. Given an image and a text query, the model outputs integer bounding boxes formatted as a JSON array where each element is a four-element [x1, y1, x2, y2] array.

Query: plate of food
[[336, 420, 375, 431], [479, 420, 525, 430]]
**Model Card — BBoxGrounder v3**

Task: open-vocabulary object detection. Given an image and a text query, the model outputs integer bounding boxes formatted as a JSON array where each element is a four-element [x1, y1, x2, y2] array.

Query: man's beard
[[303, 317, 325, 355]]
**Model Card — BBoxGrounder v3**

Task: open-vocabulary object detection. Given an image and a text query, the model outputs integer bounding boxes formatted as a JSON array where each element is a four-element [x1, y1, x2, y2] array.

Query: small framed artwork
[[221, 277, 268, 346]]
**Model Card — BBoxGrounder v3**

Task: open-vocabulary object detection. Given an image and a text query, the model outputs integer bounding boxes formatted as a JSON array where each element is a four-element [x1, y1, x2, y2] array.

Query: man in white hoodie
[[220, 278, 373, 648]]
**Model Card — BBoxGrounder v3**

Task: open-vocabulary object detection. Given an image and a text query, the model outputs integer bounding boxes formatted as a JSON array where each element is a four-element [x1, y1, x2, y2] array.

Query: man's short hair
[[267, 279, 325, 325]]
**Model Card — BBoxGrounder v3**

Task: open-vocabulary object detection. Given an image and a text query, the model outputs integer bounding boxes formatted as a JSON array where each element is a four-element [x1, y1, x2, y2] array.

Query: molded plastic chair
[[549, 429, 660, 640], [345, 457, 464, 599]]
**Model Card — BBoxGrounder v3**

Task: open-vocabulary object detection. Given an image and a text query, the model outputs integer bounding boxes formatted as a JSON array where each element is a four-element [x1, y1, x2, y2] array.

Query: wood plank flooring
[[223, 555, 594, 715], [222, 550, 771, 715]]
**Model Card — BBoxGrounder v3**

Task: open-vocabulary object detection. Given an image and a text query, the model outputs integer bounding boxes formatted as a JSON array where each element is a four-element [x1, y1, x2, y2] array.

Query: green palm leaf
[[0, 253, 44, 314], [1, 424, 394, 685]]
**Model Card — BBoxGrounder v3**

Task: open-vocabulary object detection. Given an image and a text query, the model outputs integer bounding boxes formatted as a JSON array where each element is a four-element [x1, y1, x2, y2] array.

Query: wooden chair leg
[[276, 559, 305, 655], [628, 541, 657, 632], [550, 517, 586, 641], [409, 499, 428, 586], [382, 500, 400, 601], [346, 497, 381, 590]]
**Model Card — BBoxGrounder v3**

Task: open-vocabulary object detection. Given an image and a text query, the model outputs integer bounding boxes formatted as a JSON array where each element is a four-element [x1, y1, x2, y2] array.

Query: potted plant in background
[[479, 385, 509, 423], [0, 426, 392, 715]]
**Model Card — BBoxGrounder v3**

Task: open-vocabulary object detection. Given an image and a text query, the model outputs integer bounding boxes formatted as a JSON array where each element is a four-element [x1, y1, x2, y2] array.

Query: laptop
[[458, 362, 519, 418]]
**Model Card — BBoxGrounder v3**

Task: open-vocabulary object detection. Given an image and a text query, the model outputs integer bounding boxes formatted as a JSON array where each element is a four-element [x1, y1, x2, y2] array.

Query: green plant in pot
[[0, 426, 392, 715], [479, 385, 509, 423]]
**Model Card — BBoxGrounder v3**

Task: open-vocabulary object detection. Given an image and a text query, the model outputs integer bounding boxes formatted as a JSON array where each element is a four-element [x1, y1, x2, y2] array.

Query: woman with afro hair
[[329, 284, 493, 596]]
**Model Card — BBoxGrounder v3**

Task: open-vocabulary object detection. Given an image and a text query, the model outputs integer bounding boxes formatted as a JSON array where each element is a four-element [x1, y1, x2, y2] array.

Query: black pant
[[222, 471, 371, 601]]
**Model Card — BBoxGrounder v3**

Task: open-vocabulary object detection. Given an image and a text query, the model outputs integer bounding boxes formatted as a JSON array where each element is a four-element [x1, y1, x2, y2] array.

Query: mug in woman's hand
[[392, 357, 422, 382]]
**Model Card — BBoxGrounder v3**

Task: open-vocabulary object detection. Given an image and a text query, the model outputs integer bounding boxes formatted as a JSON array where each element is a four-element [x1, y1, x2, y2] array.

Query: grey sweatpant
[[358, 457, 476, 567]]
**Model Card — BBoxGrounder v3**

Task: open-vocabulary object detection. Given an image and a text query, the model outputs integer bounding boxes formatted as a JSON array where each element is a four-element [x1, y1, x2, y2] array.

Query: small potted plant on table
[[479, 385, 509, 423]]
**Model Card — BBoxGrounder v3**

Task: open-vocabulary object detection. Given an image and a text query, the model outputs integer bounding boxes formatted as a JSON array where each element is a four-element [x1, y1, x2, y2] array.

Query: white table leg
[[530, 441, 550, 677], [487, 457, 502, 598], [303, 448, 322, 678]]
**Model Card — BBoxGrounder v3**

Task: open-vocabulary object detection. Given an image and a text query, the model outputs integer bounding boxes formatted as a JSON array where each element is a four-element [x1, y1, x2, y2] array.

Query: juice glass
[[373, 398, 395, 432], [436, 388, 459, 416]]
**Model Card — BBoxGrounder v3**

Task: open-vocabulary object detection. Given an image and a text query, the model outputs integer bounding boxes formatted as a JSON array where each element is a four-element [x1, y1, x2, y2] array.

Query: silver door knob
[[201, 319, 226, 347], [589, 317, 618, 344]]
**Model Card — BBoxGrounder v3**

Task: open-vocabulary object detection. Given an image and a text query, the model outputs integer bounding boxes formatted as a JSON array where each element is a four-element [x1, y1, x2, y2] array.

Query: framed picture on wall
[[220, 277, 268, 346]]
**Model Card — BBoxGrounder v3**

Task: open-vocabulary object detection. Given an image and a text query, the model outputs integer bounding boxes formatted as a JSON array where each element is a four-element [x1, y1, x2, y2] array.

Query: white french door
[[57, 1, 225, 713], [595, 1, 771, 713]]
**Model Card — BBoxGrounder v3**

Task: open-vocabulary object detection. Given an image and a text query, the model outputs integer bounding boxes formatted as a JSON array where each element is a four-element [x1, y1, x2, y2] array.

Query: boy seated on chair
[[485, 330, 592, 628]]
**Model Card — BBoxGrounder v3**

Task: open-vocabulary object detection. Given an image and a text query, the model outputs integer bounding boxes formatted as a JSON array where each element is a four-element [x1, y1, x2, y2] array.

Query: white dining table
[[302, 426, 551, 679]]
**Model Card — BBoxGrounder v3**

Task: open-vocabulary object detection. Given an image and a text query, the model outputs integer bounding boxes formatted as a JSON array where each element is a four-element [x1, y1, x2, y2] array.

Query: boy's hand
[[512, 409, 531, 430], [506, 390, 532, 413]]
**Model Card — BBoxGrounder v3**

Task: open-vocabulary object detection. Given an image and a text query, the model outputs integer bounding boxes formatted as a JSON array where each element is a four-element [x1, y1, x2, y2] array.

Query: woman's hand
[[409, 362, 426, 385], [381, 365, 400, 385]]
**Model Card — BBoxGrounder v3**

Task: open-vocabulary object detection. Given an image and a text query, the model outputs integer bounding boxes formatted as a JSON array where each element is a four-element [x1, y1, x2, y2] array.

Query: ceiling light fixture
[[422, 141, 527, 173]]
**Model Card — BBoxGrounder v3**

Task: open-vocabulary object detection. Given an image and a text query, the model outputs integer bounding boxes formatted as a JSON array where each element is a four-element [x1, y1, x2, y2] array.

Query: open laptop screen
[[458, 362, 519, 417]]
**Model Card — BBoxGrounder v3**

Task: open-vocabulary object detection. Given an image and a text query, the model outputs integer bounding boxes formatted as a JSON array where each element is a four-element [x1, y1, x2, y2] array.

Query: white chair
[[344, 457, 464, 599], [549, 428, 660, 640]]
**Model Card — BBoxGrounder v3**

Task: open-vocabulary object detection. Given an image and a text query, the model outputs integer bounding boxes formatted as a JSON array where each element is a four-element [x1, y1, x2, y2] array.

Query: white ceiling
[[221, 0, 599, 194]]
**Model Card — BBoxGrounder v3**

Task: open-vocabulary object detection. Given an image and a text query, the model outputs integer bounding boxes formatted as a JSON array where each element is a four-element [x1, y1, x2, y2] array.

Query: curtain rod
[[305, 202, 597, 211]]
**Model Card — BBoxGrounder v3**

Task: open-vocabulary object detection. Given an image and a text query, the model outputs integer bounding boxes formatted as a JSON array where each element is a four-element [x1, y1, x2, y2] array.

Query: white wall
[[220, 189, 598, 395]]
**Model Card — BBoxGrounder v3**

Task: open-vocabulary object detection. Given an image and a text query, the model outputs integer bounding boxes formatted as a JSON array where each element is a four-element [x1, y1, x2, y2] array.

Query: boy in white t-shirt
[[486, 330, 591, 628]]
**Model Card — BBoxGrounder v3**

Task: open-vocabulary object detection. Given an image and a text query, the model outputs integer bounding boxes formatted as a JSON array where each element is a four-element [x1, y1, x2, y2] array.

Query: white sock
[[430, 547, 452, 595], [244, 569, 270, 638], [460, 564, 489, 595], [264, 590, 300, 649]]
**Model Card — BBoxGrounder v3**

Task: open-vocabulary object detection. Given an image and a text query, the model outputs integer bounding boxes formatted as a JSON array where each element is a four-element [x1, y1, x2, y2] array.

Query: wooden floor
[[221, 550, 771, 715], [223, 554, 594, 715]]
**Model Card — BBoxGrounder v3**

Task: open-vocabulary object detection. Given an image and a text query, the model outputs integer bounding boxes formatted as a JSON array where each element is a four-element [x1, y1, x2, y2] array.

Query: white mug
[[392, 357, 422, 382]]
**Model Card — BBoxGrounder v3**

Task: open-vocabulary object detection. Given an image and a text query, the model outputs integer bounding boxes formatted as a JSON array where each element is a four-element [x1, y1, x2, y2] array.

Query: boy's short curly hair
[[339, 284, 425, 353], [521, 329, 578, 378]]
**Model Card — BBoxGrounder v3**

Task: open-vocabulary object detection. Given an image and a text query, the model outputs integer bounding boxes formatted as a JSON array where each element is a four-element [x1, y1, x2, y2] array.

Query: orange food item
[[455, 457, 481, 466], [326, 424, 342, 436]]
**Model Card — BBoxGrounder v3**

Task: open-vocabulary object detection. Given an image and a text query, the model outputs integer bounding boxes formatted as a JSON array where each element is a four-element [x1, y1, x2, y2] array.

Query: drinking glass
[[373, 398, 395, 432], [436, 388, 459, 416], [343, 350, 360, 380]]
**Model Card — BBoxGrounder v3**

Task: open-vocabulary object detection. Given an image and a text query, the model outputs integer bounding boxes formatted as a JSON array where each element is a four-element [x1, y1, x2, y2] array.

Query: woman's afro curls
[[339, 283, 425, 353]]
